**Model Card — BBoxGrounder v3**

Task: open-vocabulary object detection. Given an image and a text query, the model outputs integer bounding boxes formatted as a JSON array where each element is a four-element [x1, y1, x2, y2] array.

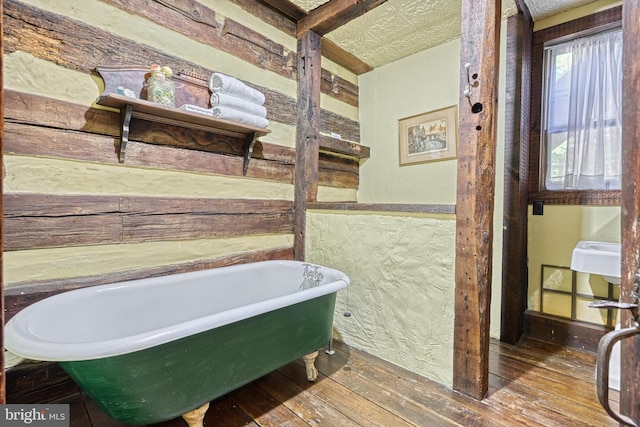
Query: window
[[541, 27, 622, 191]]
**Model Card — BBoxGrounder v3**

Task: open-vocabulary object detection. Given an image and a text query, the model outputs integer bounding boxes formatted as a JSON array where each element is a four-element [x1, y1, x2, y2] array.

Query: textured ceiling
[[290, 0, 603, 69]]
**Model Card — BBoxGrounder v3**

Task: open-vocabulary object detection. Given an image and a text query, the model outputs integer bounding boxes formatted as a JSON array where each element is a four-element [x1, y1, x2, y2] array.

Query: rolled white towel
[[179, 104, 213, 115], [212, 106, 269, 129], [210, 92, 267, 118], [209, 73, 266, 105]]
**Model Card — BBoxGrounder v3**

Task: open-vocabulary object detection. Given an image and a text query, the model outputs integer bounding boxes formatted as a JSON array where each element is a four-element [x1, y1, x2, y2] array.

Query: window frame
[[528, 7, 622, 206]]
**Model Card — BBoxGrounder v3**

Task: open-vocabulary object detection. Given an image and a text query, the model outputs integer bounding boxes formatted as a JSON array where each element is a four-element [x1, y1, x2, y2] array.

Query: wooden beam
[[319, 134, 370, 159], [453, 0, 501, 400], [514, 0, 533, 22], [6, 1, 360, 108], [523, 311, 607, 353], [4, 195, 294, 251], [297, 0, 387, 36], [251, 0, 374, 75], [306, 202, 455, 215], [293, 30, 322, 260], [500, 11, 532, 345], [258, 0, 307, 21], [620, 0, 640, 423], [321, 38, 373, 75]]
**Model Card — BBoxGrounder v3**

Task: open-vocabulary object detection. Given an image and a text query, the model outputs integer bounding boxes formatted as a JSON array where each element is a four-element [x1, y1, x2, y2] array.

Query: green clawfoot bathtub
[[5, 260, 349, 426]]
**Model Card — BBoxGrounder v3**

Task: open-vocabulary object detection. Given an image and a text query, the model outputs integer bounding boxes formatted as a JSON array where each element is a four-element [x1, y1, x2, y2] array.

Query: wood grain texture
[[293, 30, 322, 260], [500, 12, 532, 345], [3, 0, 361, 127], [99, 0, 360, 106], [454, 0, 501, 400], [101, 0, 292, 79], [620, 0, 640, 422], [321, 38, 373, 75], [319, 134, 370, 159], [231, 0, 373, 75], [523, 311, 607, 353], [306, 202, 455, 214], [4, 194, 293, 251], [297, 0, 388, 36], [4, 91, 360, 188], [254, 0, 307, 22]]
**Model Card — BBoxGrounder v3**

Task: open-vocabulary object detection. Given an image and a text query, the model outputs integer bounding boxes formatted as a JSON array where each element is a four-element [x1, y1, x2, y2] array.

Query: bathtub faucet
[[300, 264, 323, 289]]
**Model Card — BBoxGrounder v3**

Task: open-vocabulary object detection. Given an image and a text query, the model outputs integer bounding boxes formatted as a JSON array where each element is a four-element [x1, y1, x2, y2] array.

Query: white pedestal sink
[[570, 240, 621, 284], [570, 240, 622, 390]]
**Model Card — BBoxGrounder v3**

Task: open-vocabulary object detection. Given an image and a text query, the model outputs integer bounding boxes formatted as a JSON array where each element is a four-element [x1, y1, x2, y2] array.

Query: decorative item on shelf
[[94, 65, 271, 171], [146, 64, 175, 106], [116, 86, 138, 99]]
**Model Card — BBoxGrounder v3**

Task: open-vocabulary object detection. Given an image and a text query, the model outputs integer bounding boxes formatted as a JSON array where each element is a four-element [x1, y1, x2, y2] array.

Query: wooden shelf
[[97, 94, 270, 173], [318, 134, 370, 159]]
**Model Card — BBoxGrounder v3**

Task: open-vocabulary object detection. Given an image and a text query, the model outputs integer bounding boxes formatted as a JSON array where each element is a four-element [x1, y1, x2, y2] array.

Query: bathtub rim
[[5, 260, 349, 362]]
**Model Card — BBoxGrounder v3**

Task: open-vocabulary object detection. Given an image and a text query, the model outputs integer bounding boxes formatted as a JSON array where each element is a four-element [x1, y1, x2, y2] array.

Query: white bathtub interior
[[5, 260, 349, 361]]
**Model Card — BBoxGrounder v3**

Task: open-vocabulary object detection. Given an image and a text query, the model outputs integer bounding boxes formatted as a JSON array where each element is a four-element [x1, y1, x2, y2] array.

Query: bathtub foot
[[303, 350, 319, 381], [181, 402, 209, 427]]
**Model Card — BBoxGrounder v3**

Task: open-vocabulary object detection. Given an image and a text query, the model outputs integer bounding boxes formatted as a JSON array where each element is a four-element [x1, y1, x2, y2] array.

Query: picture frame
[[398, 105, 458, 165]]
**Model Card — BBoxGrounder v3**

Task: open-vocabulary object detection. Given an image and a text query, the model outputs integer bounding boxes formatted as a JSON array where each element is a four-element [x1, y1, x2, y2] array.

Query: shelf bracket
[[243, 132, 258, 175], [119, 103, 133, 163]]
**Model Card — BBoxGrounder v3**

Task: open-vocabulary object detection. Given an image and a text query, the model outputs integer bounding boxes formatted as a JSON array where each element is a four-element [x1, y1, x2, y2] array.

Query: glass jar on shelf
[[146, 64, 175, 107]]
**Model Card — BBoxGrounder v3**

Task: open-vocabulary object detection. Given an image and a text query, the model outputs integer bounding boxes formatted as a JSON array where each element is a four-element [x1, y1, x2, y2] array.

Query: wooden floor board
[[323, 345, 526, 427], [490, 340, 596, 383], [255, 370, 362, 427], [58, 338, 617, 426], [487, 373, 604, 427], [311, 349, 462, 427], [277, 361, 415, 427], [489, 353, 602, 410]]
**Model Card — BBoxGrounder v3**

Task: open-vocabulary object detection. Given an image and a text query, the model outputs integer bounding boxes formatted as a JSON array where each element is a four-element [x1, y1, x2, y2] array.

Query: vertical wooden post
[[0, 0, 5, 404], [501, 9, 532, 345], [453, 0, 501, 399], [620, 0, 640, 422], [293, 30, 322, 261]]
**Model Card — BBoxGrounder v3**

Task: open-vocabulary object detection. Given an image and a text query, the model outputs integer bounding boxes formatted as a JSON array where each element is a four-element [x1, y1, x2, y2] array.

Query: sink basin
[[570, 241, 621, 284]]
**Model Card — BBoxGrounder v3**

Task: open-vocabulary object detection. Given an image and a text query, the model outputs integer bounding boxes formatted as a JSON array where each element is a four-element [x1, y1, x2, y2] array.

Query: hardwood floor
[[61, 338, 618, 426]]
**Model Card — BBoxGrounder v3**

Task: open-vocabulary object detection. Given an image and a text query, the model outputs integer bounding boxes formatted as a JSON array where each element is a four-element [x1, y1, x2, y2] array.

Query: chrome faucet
[[300, 264, 323, 289]]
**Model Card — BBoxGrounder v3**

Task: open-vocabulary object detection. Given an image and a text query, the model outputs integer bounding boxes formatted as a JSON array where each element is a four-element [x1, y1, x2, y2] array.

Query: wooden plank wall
[[2, 0, 361, 327]]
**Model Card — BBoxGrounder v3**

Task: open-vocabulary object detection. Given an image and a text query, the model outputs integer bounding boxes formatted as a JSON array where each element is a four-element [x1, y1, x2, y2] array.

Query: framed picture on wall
[[398, 105, 458, 165]]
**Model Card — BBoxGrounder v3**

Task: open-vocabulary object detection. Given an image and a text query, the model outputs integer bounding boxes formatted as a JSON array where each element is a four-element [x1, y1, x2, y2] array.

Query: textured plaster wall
[[306, 211, 456, 385], [304, 25, 507, 386], [357, 29, 506, 327]]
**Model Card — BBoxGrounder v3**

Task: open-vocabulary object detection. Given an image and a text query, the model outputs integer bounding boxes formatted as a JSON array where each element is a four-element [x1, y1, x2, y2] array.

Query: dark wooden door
[[619, 0, 640, 424]]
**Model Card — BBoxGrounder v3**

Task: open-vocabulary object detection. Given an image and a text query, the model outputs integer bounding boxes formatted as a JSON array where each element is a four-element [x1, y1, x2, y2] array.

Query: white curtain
[[544, 28, 622, 190]]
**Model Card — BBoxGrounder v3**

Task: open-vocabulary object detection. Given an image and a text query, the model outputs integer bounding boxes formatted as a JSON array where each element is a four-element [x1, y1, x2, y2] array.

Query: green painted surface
[[59, 294, 336, 424]]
